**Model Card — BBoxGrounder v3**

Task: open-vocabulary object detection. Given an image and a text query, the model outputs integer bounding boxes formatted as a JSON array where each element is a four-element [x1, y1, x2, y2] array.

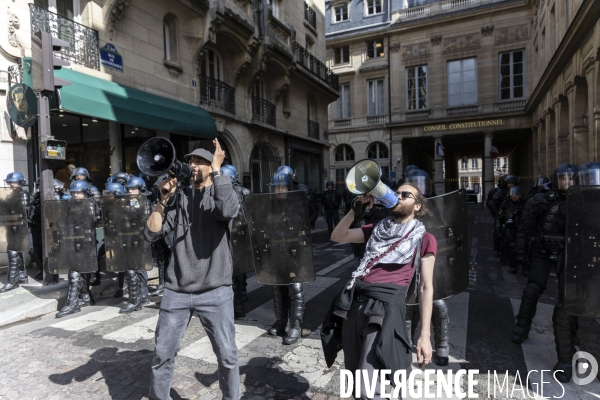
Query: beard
[[389, 201, 415, 219]]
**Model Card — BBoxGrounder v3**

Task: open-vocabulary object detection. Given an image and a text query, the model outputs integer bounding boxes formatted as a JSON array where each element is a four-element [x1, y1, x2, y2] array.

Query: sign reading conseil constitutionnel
[[100, 43, 123, 72], [424, 119, 505, 132]]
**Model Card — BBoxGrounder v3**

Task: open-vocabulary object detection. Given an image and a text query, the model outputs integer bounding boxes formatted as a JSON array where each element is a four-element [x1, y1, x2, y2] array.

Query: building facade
[[325, 0, 599, 198], [0, 0, 338, 195]]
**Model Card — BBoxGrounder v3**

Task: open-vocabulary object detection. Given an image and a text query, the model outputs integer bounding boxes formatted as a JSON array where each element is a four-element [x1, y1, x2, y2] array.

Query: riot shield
[[407, 189, 468, 305], [0, 187, 30, 252], [231, 207, 255, 276], [45, 199, 97, 274], [565, 186, 600, 318], [102, 194, 152, 272], [245, 191, 315, 285]]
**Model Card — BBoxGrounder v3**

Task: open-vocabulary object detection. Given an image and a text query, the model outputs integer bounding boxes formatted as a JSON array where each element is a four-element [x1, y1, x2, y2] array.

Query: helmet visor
[[508, 186, 522, 197], [553, 172, 577, 191], [405, 176, 432, 197], [578, 169, 600, 186]]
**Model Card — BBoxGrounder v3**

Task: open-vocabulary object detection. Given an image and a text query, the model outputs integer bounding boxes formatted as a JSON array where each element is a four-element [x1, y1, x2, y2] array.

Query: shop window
[[447, 58, 477, 107], [407, 65, 428, 110], [163, 14, 178, 62], [366, 38, 384, 59], [334, 46, 350, 65], [499, 50, 524, 100]]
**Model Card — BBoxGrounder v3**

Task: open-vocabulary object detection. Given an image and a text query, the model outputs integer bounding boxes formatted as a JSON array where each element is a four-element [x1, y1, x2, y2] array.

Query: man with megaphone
[[143, 139, 240, 400]]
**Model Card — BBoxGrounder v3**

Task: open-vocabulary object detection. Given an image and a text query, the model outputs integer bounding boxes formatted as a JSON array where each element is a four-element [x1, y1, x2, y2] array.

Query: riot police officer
[[321, 180, 342, 236], [107, 173, 131, 299], [118, 177, 151, 313], [512, 163, 578, 382], [71, 167, 101, 202], [489, 175, 518, 257], [486, 174, 508, 220], [523, 176, 550, 203], [56, 180, 101, 317], [497, 186, 525, 274], [0, 172, 31, 292], [267, 172, 305, 345], [403, 169, 451, 366], [222, 164, 250, 318]]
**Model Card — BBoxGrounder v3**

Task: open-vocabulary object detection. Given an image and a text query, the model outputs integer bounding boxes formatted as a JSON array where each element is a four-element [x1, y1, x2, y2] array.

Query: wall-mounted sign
[[424, 119, 505, 132], [6, 83, 38, 128], [100, 43, 123, 72]]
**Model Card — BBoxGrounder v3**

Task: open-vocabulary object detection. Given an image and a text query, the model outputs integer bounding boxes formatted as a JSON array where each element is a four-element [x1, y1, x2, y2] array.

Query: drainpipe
[[387, 33, 393, 179]]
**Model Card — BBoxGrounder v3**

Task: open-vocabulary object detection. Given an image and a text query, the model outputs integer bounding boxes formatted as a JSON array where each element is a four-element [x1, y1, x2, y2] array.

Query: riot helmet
[[4, 172, 25, 187], [276, 165, 295, 180], [404, 169, 432, 197], [404, 165, 419, 174], [69, 180, 90, 199], [577, 162, 600, 186], [53, 178, 65, 189], [552, 164, 578, 192], [505, 175, 518, 188], [104, 182, 126, 196], [535, 176, 550, 188], [497, 174, 508, 189], [126, 176, 147, 193], [325, 180, 335, 189], [111, 172, 130, 186], [221, 165, 238, 183], [270, 172, 292, 193], [508, 186, 522, 200], [71, 167, 91, 181]]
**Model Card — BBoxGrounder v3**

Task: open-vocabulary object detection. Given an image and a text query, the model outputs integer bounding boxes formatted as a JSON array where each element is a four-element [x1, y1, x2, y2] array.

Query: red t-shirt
[[359, 224, 437, 287]]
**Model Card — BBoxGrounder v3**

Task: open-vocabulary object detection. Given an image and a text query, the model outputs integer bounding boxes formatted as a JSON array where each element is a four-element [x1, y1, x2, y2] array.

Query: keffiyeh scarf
[[347, 217, 426, 289]]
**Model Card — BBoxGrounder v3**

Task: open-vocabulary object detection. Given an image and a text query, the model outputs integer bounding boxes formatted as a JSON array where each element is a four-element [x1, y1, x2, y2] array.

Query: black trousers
[[325, 209, 339, 232]]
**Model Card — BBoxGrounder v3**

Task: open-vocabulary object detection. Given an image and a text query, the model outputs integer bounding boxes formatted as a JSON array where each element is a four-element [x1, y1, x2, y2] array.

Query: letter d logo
[[573, 351, 598, 386]]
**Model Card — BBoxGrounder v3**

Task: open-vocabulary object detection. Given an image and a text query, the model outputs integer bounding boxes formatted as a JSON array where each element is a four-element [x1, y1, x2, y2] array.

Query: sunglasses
[[395, 191, 415, 200]]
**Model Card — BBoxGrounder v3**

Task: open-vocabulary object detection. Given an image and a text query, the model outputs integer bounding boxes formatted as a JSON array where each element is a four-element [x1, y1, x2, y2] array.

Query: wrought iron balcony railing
[[252, 97, 276, 127], [307, 119, 319, 139], [294, 43, 339, 91], [304, 3, 317, 30], [199, 75, 235, 114], [30, 3, 100, 70]]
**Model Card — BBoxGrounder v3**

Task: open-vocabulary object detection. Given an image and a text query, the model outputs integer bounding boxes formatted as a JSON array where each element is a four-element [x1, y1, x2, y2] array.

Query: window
[[163, 14, 178, 62], [335, 144, 355, 162], [367, 79, 385, 115], [334, 46, 350, 65], [201, 49, 222, 80], [336, 84, 351, 119], [447, 58, 477, 107], [499, 51, 524, 100], [494, 158, 500, 169], [461, 160, 468, 170], [268, 0, 280, 18], [460, 177, 469, 189], [471, 159, 478, 169], [406, 66, 428, 110], [333, 3, 349, 22], [366, 38, 385, 59], [367, 142, 388, 159], [366, 0, 382, 15]]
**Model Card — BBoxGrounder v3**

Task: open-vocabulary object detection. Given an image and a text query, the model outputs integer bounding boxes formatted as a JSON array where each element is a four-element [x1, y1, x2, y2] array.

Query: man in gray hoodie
[[144, 139, 240, 400]]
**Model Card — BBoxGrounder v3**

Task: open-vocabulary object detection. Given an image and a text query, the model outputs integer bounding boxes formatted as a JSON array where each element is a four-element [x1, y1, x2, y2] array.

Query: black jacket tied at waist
[[320, 280, 412, 377]]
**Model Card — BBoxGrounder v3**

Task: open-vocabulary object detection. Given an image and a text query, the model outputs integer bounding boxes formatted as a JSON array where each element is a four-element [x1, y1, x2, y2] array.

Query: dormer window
[[333, 3, 349, 22], [366, 0, 382, 16]]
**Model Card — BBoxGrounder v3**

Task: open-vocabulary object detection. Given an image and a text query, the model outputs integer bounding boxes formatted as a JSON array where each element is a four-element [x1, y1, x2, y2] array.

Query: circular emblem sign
[[7, 83, 38, 128]]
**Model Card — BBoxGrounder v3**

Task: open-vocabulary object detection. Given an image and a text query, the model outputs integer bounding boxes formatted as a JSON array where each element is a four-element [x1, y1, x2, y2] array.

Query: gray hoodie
[[143, 175, 239, 293]]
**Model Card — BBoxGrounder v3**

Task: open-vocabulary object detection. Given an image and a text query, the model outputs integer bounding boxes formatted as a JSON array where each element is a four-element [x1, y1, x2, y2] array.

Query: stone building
[[325, 0, 599, 197], [0, 0, 338, 194]]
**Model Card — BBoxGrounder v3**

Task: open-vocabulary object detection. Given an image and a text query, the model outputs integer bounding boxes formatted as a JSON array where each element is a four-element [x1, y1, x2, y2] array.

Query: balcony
[[304, 3, 317, 30], [393, 0, 490, 23], [252, 97, 276, 127], [307, 119, 319, 139], [334, 118, 352, 127], [29, 3, 100, 70], [199, 75, 235, 114], [447, 105, 479, 116], [294, 43, 339, 91], [498, 99, 527, 111], [366, 115, 386, 124]]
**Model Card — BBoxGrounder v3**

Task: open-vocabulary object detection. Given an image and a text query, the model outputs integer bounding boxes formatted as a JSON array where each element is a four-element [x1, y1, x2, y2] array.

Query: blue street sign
[[100, 43, 123, 72]]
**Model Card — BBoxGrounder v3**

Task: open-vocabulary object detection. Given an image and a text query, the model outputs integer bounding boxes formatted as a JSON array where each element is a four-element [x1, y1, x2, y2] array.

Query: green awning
[[27, 65, 217, 138]]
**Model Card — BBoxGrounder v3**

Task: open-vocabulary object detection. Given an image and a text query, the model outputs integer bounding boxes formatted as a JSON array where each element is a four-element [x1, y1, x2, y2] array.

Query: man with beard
[[144, 139, 240, 400], [323, 183, 437, 398]]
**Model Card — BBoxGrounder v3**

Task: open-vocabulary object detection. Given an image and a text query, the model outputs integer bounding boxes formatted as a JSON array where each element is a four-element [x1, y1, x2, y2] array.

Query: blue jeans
[[149, 286, 239, 400]]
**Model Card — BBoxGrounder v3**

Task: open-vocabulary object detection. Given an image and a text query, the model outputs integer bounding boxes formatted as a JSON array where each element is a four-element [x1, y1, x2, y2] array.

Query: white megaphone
[[345, 159, 398, 209]]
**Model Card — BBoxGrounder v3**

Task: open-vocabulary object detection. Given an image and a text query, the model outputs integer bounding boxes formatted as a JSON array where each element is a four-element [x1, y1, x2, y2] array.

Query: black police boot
[[553, 304, 576, 383], [150, 259, 165, 296], [284, 283, 305, 345], [0, 252, 22, 292], [120, 271, 142, 314], [56, 271, 82, 318], [268, 286, 288, 336], [512, 283, 542, 344], [570, 315, 580, 346], [232, 275, 245, 319], [114, 272, 125, 298], [433, 300, 450, 366]]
